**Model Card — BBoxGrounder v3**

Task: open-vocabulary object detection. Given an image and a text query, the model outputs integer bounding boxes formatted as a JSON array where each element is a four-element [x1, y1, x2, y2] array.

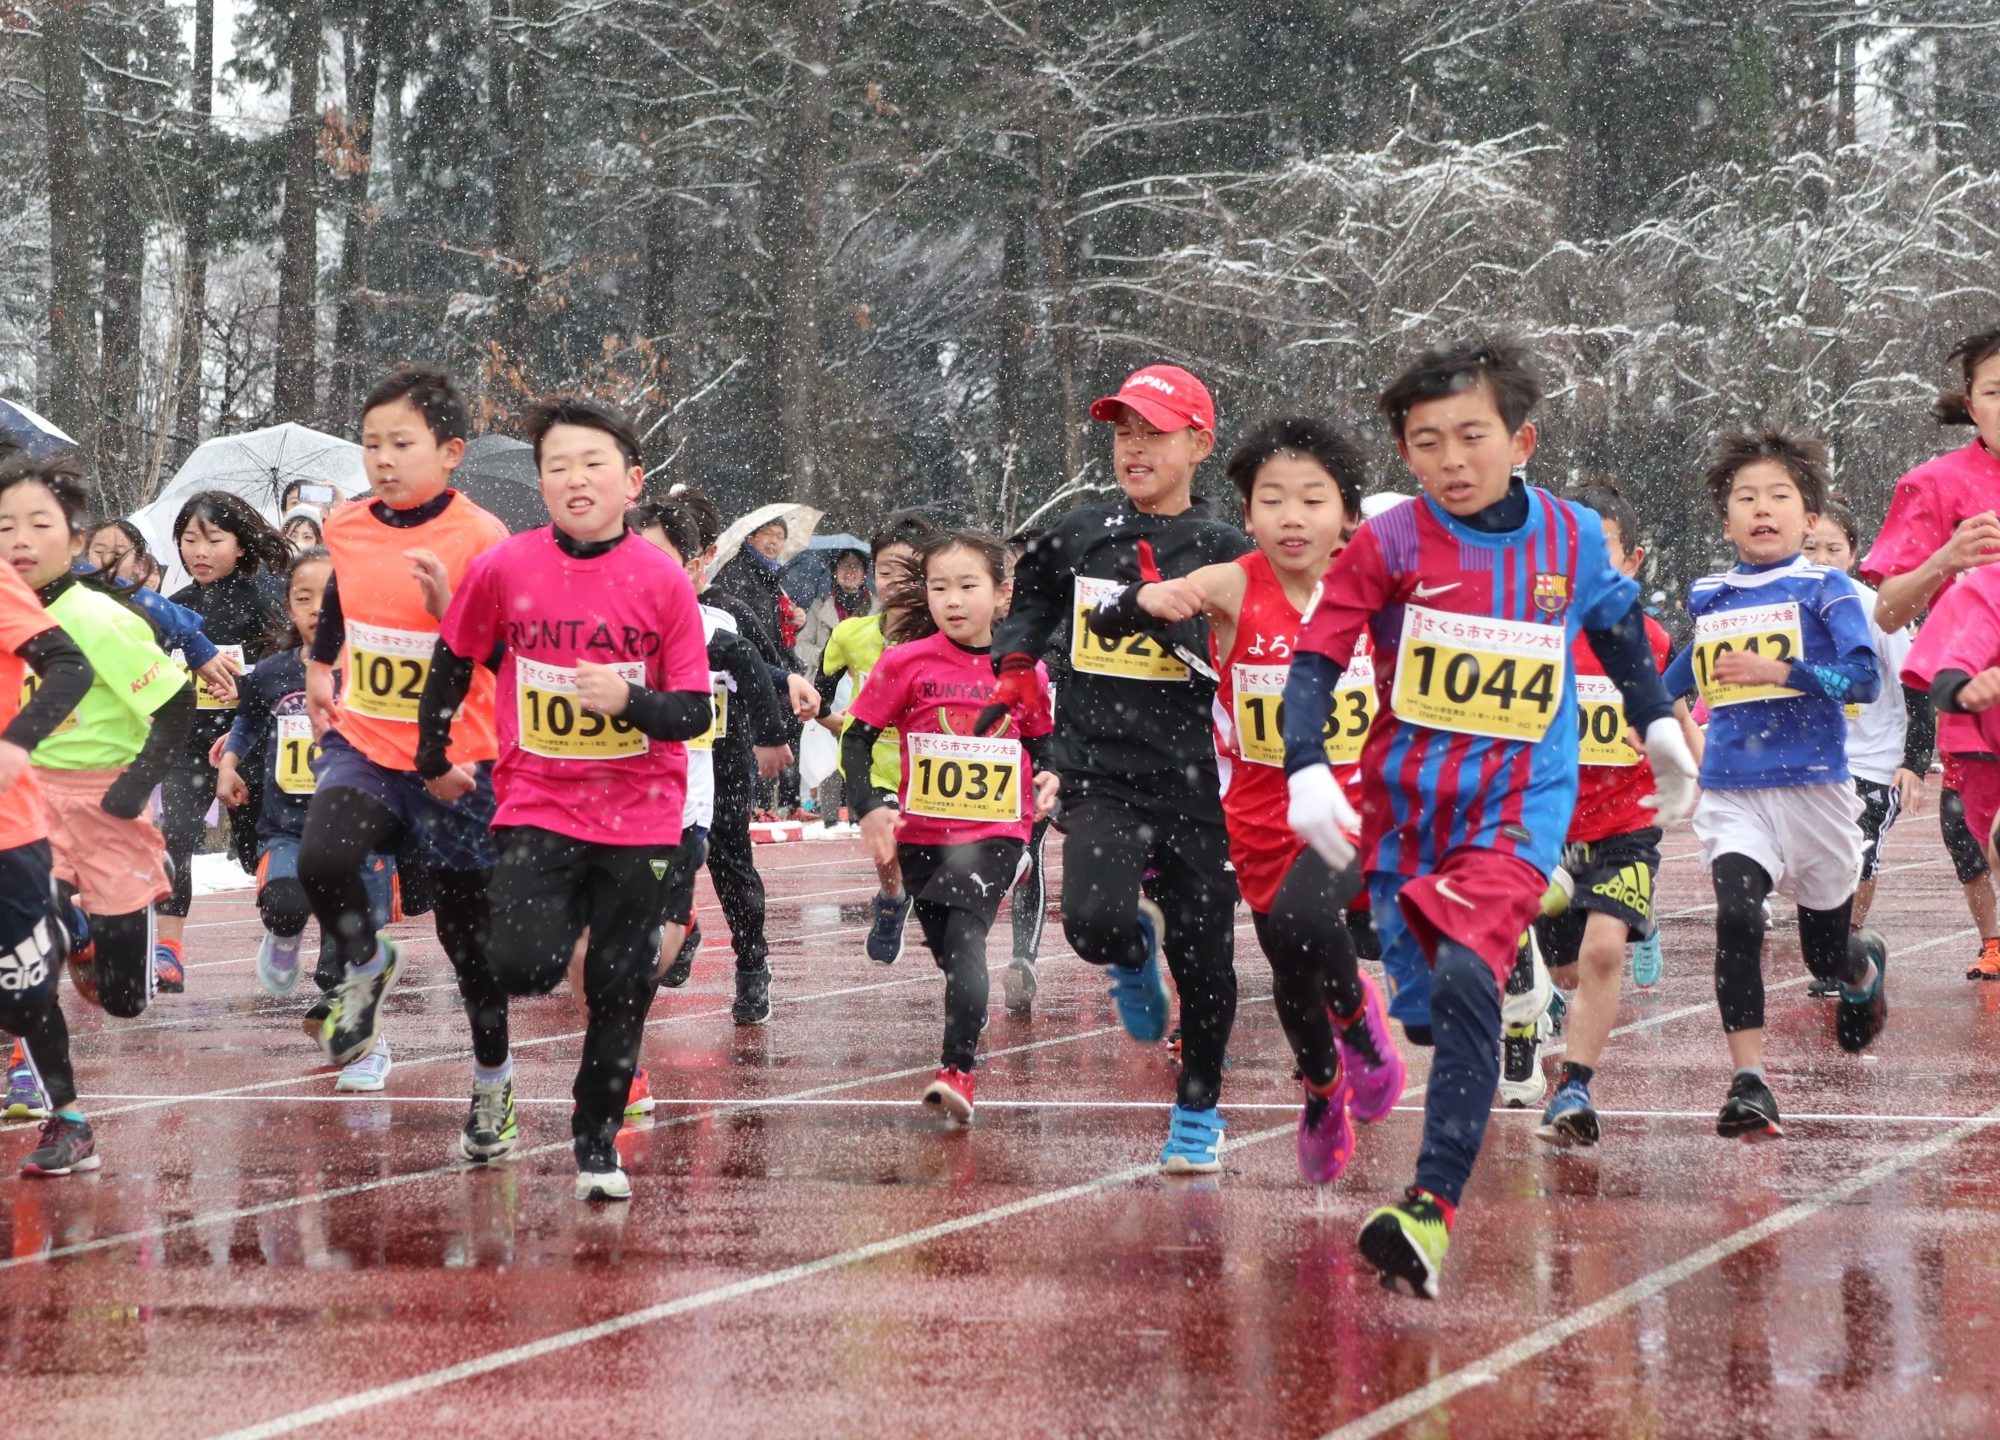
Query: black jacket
[[711, 551, 793, 672], [170, 568, 281, 761]]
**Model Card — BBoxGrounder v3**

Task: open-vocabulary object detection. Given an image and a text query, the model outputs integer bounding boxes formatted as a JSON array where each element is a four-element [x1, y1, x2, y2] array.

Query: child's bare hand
[[1135, 578, 1204, 623], [1033, 770, 1060, 820], [754, 743, 793, 779], [425, 764, 476, 803], [406, 549, 452, 619], [1711, 650, 1791, 688], [1940, 513, 2000, 576], [573, 662, 631, 716], [216, 764, 249, 810], [860, 805, 902, 867], [1959, 667, 2000, 712]]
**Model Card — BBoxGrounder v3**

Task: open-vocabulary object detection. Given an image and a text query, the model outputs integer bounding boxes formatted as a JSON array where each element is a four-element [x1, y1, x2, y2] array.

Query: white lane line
[[1316, 1098, 2000, 1440], [1652, 856, 1945, 921]]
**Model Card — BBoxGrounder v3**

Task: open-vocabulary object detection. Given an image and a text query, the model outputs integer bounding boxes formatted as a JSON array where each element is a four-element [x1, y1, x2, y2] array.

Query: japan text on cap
[[1088, 365, 1215, 434]]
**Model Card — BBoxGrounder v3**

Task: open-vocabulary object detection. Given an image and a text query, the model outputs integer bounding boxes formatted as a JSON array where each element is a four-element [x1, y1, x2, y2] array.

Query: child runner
[[0, 551, 97, 1163], [1282, 339, 1695, 1296], [419, 397, 710, 1199], [1661, 431, 1888, 1141], [214, 548, 397, 1088], [156, 493, 288, 991], [1907, 562, 2000, 868], [81, 519, 238, 706], [845, 530, 1057, 1119], [1535, 485, 1704, 1146], [1861, 324, 2000, 977], [1092, 415, 1406, 1185], [1801, 498, 1927, 969], [993, 364, 1252, 1173], [297, 364, 512, 1150], [814, 512, 936, 965]]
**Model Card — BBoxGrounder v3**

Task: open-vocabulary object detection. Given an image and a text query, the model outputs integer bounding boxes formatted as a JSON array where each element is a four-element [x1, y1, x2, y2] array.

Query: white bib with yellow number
[[688, 682, 730, 752], [1229, 653, 1376, 769], [1691, 603, 1802, 710], [345, 622, 433, 723], [1071, 576, 1189, 682], [515, 656, 647, 760], [1391, 605, 1565, 742], [905, 731, 1023, 823], [275, 713, 320, 795], [1574, 674, 1641, 767]]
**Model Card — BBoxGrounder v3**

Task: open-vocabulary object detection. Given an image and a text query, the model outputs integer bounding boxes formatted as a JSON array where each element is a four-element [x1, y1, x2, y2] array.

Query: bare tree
[[272, 0, 323, 422]]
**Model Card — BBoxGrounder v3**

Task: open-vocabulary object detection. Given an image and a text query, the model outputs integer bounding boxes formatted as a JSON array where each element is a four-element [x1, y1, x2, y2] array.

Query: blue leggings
[[1413, 938, 1503, 1207]]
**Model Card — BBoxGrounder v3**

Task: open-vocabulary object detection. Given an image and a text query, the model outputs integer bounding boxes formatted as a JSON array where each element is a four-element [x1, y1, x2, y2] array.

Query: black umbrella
[[453, 435, 547, 533]]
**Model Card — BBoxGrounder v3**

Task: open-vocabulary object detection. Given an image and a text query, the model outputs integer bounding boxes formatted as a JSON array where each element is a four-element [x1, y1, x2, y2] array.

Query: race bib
[[1071, 577, 1189, 682], [515, 656, 647, 760], [174, 644, 244, 711], [275, 713, 320, 795], [1692, 603, 1802, 709], [1575, 674, 1641, 768], [688, 684, 730, 752], [1327, 651, 1378, 766], [19, 672, 78, 736], [1391, 605, 1565, 742], [1844, 702, 1862, 721], [905, 731, 1023, 823], [1229, 655, 1377, 769], [345, 622, 433, 723]]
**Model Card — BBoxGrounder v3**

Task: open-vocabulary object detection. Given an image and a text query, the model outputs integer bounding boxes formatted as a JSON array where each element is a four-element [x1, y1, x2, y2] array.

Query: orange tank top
[[323, 491, 510, 770]]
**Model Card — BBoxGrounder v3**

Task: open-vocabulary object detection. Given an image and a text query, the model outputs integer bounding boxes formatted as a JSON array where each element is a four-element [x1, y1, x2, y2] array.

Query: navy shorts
[[0, 841, 64, 1017], [314, 729, 500, 872]]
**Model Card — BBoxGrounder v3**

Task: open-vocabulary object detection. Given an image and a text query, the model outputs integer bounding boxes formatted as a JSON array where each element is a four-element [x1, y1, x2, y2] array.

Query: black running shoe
[[302, 989, 334, 1039], [732, 966, 772, 1025], [1835, 931, 1888, 1053], [321, 939, 400, 1066], [1716, 1072, 1783, 1141], [1806, 975, 1839, 999], [662, 923, 701, 989], [20, 1113, 99, 1176]]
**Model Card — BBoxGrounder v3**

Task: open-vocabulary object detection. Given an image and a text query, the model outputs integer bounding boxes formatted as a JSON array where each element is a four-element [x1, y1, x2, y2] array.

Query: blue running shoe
[[865, 891, 914, 966], [1536, 1077, 1600, 1147], [1106, 899, 1171, 1044], [4, 1061, 49, 1121], [1160, 1103, 1226, 1174], [1630, 930, 1663, 989]]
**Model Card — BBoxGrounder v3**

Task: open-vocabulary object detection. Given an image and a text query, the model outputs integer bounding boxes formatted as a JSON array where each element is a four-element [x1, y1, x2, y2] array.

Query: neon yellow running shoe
[[1357, 1187, 1453, 1299]]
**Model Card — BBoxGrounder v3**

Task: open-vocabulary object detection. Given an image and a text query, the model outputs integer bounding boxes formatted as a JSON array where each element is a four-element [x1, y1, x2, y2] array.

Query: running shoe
[[302, 988, 334, 1039], [732, 966, 772, 1025], [575, 1145, 632, 1202], [1540, 865, 1573, 918], [1835, 930, 1889, 1053], [921, 1066, 976, 1121], [1499, 1015, 1549, 1108], [1107, 899, 1172, 1045], [335, 1038, 392, 1093], [154, 942, 185, 993], [1537, 1077, 1600, 1147], [1357, 1187, 1452, 1300], [20, 1113, 98, 1177], [1296, 1079, 1354, 1186], [256, 931, 304, 998], [4, 1062, 49, 1121], [624, 1066, 656, 1118], [320, 938, 400, 1066], [1630, 930, 1663, 989], [865, 891, 914, 965], [1159, 1103, 1225, 1174], [1807, 974, 1840, 998], [1002, 956, 1038, 1014], [459, 1076, 519, 1163], [1334, 973, 1406, 1124], [1967, 937, 2000, 980], [1716, 1071, 1783, 1140], [661, 924, 701, 988]]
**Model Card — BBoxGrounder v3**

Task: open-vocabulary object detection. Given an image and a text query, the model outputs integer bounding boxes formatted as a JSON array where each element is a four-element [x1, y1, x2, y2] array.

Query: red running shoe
[[921, 1066, 975, 1121]]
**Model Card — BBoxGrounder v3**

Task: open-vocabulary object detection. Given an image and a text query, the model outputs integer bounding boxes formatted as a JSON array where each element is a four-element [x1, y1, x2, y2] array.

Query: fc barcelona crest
[[1533, 573, 1569, 615]]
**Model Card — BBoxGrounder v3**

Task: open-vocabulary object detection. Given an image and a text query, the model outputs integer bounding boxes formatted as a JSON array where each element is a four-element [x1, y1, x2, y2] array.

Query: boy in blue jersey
[[1661, 431, 1887, 1141], [1283, 338, 1699, 1299]]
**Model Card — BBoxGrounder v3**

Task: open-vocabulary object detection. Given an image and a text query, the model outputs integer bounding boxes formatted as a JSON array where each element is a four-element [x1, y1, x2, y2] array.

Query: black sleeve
[[415, 639, 476, 780], [1584, 602, 1674, 734], [1024, 733, 1055, 771], [3, 629, 93, 752], [814, 664, 843, 718], [1932, 668, 1973, 715], [992, 522, 1066, 664], [1082, 581, 1169, 641], [842, 719, 892, 815], [310, 574, 345, 665], [101, 685, 197, 817], [1902, 683, 1935, 773], [622, 686, 713, 742]]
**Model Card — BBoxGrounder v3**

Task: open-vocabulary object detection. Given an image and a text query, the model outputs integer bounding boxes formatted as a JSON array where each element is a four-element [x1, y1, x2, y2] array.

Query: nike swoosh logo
[[1434, 879, 1472, 907], [1412, 582, 1460, 599]]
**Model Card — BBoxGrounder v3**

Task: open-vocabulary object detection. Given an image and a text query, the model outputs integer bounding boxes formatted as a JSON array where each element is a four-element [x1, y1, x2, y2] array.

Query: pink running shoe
[[1296, 1076, 1354, 1185], [1334, 974, 1406, 1124]]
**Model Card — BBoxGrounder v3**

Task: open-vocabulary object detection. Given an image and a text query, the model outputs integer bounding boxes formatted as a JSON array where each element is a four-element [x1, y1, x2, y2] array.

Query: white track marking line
[[1315, 1099, 2000, 1440], [1652, 856, 1944, 921]]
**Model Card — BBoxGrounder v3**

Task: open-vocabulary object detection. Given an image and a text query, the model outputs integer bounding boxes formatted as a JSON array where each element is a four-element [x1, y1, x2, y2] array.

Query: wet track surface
[[5, 787, 2000, 1439]]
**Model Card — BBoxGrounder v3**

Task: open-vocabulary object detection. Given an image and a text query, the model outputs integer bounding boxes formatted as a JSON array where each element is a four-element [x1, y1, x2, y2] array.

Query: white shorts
[[1692, 783, 1865, 913]]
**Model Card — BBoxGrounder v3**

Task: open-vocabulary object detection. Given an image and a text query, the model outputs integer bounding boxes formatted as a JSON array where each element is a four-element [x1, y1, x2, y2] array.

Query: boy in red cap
[[986, 363, 1252, 1173]]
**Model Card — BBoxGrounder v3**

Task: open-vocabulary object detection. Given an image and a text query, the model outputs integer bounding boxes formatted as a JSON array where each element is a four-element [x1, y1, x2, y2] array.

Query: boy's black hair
[[1936, 326, 2000, 427], [1816, 495, 1860, 550], [1379, 336, 1543, 440], [1702, 430, 1832, 519], [0, 453, 90, 529], [361, 362, 471, 444], [523, 395, 643, 471], [1224, 416, 1365, 517], [667, 484, 725, 552], [1567, 482, 1640, 555], [871, 509, 938, 561], [172, 489, 292, 576], [631, 499, 701, 563]]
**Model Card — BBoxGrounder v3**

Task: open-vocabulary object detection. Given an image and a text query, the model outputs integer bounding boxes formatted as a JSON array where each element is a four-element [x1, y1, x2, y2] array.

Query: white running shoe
[[576, 1165, 632, 1202], [1499, 1013, 1550, 1108], [335, 1037, 392, 1092], [257, 931, 304, 998]]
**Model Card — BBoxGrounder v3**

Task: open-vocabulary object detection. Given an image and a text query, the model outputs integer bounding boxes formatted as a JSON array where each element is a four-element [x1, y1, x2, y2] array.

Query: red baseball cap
[[1088, 364, 1215, 434]]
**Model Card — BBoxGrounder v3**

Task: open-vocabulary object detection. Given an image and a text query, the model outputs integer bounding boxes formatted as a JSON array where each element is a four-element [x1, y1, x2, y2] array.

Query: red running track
[[5, 789, 2000, 1439]]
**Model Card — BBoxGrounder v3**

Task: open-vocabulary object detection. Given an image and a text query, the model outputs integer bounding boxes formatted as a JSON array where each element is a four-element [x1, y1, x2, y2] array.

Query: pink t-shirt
[[848, 632, 1053, 846], [443, 527, 710, 845], [1861, 439, 2000, 755], [1902, 562, 2000, 759]]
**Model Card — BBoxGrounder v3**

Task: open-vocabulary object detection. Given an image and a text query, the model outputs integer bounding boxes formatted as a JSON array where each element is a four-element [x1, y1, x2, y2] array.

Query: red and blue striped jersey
[[1296, 486, 1637, 878]]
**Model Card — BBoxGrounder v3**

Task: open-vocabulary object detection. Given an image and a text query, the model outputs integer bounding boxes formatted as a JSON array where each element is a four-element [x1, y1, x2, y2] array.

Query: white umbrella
[[710, 501, 822, 577]]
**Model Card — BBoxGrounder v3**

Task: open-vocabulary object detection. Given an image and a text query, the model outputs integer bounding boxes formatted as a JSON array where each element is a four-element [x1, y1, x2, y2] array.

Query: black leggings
[[1712, 853, 1867, 1033], [1941, 787, 1990, 886], [1253, 848, 1367, 1089], [54, 883, 153, 1020], [487, 827, 676, 1158], [260, 877, 312, 938], [920, 903, 992, 1071], [1060, 790, 1238, 1111], [158, 764, 260, 917], [297, 785, 507, 1067], [1010, 816, 1051, 963], [709, 750, 768, 971]]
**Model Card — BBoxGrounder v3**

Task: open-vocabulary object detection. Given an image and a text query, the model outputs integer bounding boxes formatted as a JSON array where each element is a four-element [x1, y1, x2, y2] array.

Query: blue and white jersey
[[1662, 555, 1877, 790]]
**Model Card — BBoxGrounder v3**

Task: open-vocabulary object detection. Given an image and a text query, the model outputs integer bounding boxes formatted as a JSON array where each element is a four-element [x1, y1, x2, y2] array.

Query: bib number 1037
[[905, 732, 1023, 823]]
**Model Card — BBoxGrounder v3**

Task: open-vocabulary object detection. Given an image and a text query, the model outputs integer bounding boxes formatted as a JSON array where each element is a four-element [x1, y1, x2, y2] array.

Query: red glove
[[975, 653, 1037, 736]]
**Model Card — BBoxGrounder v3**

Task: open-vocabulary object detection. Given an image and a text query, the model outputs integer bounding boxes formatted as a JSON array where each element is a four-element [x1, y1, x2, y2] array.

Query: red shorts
[[1954, 754, 2000, 853], [1394, 847, 1547, 987]]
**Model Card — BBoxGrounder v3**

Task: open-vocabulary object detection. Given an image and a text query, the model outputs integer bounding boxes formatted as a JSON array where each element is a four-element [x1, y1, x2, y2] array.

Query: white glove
[[1640, 715, 1699, 826], [1287, 764, 1361, 871], [710, 670, 738, 694]]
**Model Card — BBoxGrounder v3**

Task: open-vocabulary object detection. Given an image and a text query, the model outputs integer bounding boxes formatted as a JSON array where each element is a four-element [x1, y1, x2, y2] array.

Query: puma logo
[[967, 873, 995, 898]]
